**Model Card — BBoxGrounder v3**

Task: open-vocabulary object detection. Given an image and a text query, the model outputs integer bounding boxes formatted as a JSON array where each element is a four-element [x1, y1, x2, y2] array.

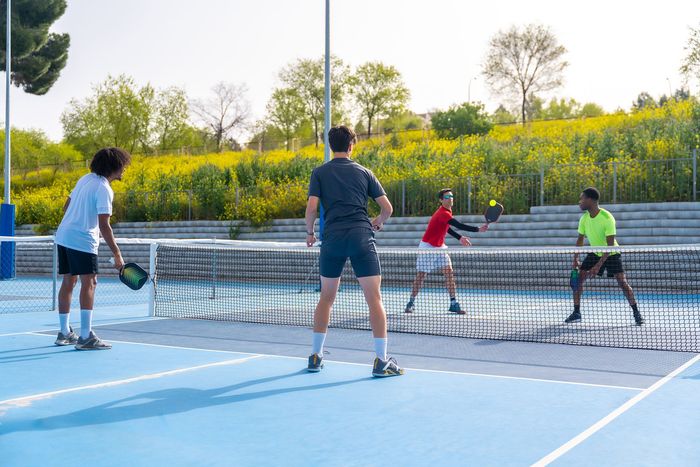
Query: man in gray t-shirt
[[304, 126, 403, 377]]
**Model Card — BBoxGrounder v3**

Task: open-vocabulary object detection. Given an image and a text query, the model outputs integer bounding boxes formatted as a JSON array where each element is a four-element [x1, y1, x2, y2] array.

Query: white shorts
[[416, 241, 452, 273]]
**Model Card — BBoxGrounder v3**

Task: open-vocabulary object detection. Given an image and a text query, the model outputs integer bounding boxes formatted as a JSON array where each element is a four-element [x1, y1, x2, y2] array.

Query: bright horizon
[[4, 0, 700, 142]]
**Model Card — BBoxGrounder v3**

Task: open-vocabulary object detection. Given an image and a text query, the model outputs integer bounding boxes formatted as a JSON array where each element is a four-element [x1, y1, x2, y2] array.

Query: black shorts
[[580, 253, 624, 277], [320, 228, 381, 279], [57, 245, 99, 276]]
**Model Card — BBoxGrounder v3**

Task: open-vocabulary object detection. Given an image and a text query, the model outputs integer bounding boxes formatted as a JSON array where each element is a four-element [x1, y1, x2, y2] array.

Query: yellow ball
[[489, 199, 496, 207]]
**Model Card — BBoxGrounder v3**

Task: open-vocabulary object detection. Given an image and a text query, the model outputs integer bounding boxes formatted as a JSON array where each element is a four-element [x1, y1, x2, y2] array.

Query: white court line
[[0, 354, 264, 412], [532, 353, 700, 466], [0, 317, 163, 337], [21, 333, 645, 391]]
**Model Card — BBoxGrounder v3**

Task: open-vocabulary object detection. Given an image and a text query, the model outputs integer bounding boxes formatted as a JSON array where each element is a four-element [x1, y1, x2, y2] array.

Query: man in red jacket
[[405, 188, 488, 314]]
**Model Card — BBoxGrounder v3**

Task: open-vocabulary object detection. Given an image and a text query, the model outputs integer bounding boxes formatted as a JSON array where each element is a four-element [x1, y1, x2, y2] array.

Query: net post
[[693, 148, 697, 202], [51, 237, 58, 311], [401, 179, 406, 217], [187, 190, 192, 221], [467, 177, 472, 213], [210, 238, 217, 300], [612, 161, 618, 203], [148, 241, 157, 317]]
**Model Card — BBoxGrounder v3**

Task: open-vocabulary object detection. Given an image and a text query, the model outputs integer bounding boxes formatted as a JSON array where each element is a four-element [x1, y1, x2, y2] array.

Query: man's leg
[[313, 276, 341, 334], [75, 273, 111, 350], [615, 272, 643, 325], [307, 276, 340, 371], [410, 272, 427, 298], [443, 265, 464, 314], [405, 272, 426, 312], [358, 274, 403, 377], [56, 274, 78, 345], [567, 272, 588, 323], [567, 254, 597, 323], [358, 275, 388, 363], [78, 274, 97, 339]]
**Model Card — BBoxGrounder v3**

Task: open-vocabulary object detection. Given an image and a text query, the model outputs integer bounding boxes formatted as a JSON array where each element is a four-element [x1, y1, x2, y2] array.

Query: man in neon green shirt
[[565, 187, 643, 325]]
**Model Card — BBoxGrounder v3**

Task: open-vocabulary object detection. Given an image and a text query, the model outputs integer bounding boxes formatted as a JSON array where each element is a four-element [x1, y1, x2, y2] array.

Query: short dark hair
[[327, 126, 357, 153], [582, 187, 600, 201], [90, 147, 131, 178], [438, 188, 453, 200]]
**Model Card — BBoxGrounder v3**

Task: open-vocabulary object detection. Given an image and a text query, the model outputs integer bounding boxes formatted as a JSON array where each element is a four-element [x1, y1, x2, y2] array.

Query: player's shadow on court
[[0, 346, 74, 364], [0, 370, 371, 434], [473, 324, 635, 346]]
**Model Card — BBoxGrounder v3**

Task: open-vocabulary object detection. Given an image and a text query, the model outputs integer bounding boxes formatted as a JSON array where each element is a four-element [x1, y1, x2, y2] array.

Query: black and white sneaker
[[75, 331, 112, 350], [404, 300, 415, 313], [307, 353, 324, 372], [633, 311, 644, 326], [55, 326, 78, 346], [564, 311, 582, 323], [449, 300, 465, 315], [372, 357, 404, 378]]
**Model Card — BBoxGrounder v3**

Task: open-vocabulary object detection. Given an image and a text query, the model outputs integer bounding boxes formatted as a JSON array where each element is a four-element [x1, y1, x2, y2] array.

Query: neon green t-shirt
[[578, 208, 619, 256]]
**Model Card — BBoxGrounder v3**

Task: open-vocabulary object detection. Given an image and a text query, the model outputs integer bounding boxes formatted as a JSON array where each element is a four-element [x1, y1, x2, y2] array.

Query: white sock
[[374, 337, 387, 361], [59, 313, 70, 335], [312, 332, 326, 356], [80, 309, 93, 339]]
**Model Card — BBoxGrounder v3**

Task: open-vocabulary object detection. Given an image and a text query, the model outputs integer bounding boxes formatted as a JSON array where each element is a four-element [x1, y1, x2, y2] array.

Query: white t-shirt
[[55, 173, 114, 255]]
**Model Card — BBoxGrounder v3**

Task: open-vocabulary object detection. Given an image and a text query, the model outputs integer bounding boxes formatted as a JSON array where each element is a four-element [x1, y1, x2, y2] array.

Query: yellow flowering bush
[[9, 100, 700, 226]]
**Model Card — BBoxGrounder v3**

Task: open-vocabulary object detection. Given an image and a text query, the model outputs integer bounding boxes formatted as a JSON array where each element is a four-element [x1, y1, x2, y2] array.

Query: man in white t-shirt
[[54, 147, 131, 350]]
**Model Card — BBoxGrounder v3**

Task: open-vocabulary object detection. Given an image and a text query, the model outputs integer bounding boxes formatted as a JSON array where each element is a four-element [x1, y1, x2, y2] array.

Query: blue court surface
[[1, 284, 699, 466]]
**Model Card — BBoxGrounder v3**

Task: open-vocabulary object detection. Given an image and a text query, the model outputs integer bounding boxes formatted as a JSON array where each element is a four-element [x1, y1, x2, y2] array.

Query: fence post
[[693, 148, 697, 202], [401, 180, 406, 217], [467, 177, 472, 213], [187, 190, 192, 220], [612, 161, 618, 204], [539, 167, 545, 206], [235, 186, 240, 212]]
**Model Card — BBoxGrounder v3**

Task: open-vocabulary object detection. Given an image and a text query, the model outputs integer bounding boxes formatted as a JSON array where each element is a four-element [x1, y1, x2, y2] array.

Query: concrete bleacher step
[[12, 202, 700, 259], [530, 202, 700, 214]]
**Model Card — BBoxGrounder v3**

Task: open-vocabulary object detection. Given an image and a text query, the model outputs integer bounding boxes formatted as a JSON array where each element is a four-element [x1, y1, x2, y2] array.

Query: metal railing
[[110, 151, 698, 222]]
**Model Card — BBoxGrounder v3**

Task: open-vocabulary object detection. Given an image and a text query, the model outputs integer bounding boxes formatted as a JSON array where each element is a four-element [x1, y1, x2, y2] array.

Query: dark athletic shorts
[[580, 253, 624, 277], [320, 228, 381, 279], [57, 245, 99, 276]]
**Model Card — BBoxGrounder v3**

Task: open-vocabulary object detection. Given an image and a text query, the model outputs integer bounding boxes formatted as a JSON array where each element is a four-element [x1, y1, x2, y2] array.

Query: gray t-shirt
[[308, 158, 386, 235]]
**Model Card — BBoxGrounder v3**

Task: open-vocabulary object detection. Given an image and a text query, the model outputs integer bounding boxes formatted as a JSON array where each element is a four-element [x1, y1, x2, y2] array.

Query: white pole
[[51, 238, 58, 311], [4, 0, 10, 204], [323, 0, 331, 163], [148, 242, 157, 317]]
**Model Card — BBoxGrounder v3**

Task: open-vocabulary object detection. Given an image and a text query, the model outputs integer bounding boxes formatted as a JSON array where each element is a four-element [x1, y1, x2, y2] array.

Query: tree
[[348, 62, 410, 137], [61, 75, 154, 155], [430, 102, 493, 139], [279, 56, 348, 147], [266, 88, 307, 150], [680, 24, 700, 89], [152, 86, 198, 151], [191, 82, 250, 152], [633, 92, 657, 111], [483, 24, 568, 125], [0, 0, 70, 95], [380, 112, 425, 133], [492, 104, 517, 124], [579, 102, 605, 118]]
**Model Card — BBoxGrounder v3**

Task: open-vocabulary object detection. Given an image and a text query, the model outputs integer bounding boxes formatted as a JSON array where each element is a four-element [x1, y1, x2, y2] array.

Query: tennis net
[[0, 236, 57, 313], [153, 241, 700, 352]]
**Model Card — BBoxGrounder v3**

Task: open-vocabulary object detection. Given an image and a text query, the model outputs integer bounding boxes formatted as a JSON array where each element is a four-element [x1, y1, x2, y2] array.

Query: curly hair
[[89, 147, 132, 178]]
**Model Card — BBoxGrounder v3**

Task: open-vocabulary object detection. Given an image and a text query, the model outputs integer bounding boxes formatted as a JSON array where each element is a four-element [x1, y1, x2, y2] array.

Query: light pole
[[1, 0, 14, 280], [468, 76, 477, 103], [666, 78, 673, 98], [319, 0, 331, 241]]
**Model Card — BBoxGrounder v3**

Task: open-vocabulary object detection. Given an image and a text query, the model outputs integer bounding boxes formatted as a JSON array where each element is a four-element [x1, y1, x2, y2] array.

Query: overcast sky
[[5, 0, 700, 141]]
